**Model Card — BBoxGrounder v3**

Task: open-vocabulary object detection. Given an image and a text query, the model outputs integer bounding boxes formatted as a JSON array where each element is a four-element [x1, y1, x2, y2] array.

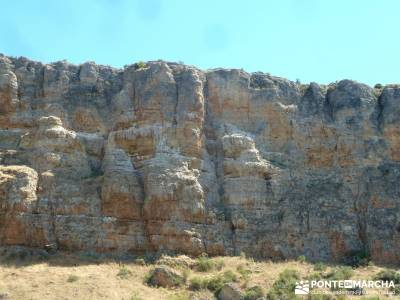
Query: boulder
[[218, 283, 243, 300], [146, 265, 185, 288]]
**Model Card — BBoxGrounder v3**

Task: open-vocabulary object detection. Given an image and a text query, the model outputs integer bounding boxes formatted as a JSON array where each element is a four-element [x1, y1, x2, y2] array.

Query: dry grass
[[0, 250, 399, 300], [0, 252, 167, 300]]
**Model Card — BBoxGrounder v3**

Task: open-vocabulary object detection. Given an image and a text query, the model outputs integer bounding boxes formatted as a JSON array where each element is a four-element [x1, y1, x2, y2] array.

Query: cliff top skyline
[[1, 0, 399, 86]]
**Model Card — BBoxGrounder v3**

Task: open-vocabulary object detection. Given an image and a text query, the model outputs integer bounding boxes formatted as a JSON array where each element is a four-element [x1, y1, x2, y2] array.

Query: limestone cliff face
[[1, 54, 399, 264]]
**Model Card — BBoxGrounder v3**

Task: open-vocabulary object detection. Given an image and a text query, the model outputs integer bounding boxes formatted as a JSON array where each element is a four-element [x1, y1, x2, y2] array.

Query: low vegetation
[[314, 262, 327, 271], [373, 83, 385, 97], [117, 265, 133, 279], [67, 274, 79, 283], [343, 250, 370, 267], [297, 255, 307, 263], [266, 269, 300, 300], [243, 285, 264, 300], [373, 269, 400, 284], [193, 255, 224, 272], [0, 249, 397, 299], [79, 251, 101, 262], [190, 270, 238, 294], [325, 266, 354, 281], [130, 291, 144, 300], [237, 263, 252, 281], [133, 61, 147, 70], [168, 291, 191, 300], [133, 258, 146, 266]]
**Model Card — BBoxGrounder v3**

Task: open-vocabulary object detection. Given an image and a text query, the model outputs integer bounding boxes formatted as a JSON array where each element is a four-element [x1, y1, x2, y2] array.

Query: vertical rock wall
[[0, 54, 399, 264]]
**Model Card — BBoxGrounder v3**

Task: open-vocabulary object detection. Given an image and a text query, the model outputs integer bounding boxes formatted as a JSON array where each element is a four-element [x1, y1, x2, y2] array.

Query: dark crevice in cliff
[[354, 203, 369, 258], [43, 180, 60, 251], [353, 178, 369, 258], [172, 72, 179, 127], [376, 91, 385, 133], [39, 66, 45, 98], [131, 84, 137, 127], [323, 86, 336, 123]]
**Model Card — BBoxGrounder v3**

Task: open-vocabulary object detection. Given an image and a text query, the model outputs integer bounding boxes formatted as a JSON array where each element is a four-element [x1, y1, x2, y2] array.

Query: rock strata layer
[[0, 54, 399, 264]]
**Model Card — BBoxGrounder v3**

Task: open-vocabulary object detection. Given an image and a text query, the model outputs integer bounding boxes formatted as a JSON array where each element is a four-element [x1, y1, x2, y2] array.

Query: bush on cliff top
[[134, 61, 147, 70]]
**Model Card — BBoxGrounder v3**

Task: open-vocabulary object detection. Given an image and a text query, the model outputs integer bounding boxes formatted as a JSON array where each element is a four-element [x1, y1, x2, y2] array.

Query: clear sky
[[0, 0, 399, 86]]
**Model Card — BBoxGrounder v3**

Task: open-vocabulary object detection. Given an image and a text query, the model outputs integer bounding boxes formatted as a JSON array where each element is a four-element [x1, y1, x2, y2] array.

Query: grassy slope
[[0, 251, 398, 300]]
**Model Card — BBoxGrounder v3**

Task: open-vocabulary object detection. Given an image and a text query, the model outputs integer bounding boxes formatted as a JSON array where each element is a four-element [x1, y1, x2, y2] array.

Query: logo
[[294, 279, 395, 296], [295, 280, 310, 295]]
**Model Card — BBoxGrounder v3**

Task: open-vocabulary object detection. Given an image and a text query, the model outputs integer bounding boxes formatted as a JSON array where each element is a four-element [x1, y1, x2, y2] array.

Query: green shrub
[[307, 272, 323, 281], [79, 251, 101, 262], [117, 265, 132, 279], [143, 270, 152, 285], [189, 271, 237, 294], [299, 84, 309, 95], [168, 291, 190, 300], [324, 266, 354, 291], [313, 262, 327, 271], [222, 270, 237, 282], [193, 255, 224, 272], [325, 266, 353, 281], [343, 250, 370, 267], [279, 269, 300, 281], [134, 61, 147, 70], [189, 276, 208, 290], [297, 255, 306, 263], [374, 83, 383, 89], [214, 258, 225, 270], [134, 258, 146, 266], [195, 256, 214, 272], [130, 292, 144, 300], [391, 285, 400, 295], [243, 286, 264, 300], [206, 275, 225, 293], [266, 269, 300, 300], [207, 271, 238, 293], [182, 268, 190, 282], [237, 264, 252, 280], [67, 275, 79, 283], [308, 295, 334, 300], [374, 269, 400, 284]]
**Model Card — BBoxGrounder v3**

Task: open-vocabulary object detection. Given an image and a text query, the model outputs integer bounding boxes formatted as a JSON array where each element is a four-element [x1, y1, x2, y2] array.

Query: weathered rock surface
[[218, 283, 243, 300], [0, 54, 400, 264], [146, 265, 185, 287]]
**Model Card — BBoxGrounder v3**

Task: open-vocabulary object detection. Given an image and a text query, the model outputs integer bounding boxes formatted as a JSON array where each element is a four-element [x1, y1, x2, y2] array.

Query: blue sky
[[0, 0, 399, 86]]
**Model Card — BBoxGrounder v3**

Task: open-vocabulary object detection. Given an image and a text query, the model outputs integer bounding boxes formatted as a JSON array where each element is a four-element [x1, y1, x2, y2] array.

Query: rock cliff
[[0, 54, 399, 264]]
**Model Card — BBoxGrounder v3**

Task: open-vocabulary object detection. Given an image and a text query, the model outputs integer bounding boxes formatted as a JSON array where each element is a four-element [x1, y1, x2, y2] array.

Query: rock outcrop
[[0, 54, 399, 264], [146, 265, 186, 288]]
